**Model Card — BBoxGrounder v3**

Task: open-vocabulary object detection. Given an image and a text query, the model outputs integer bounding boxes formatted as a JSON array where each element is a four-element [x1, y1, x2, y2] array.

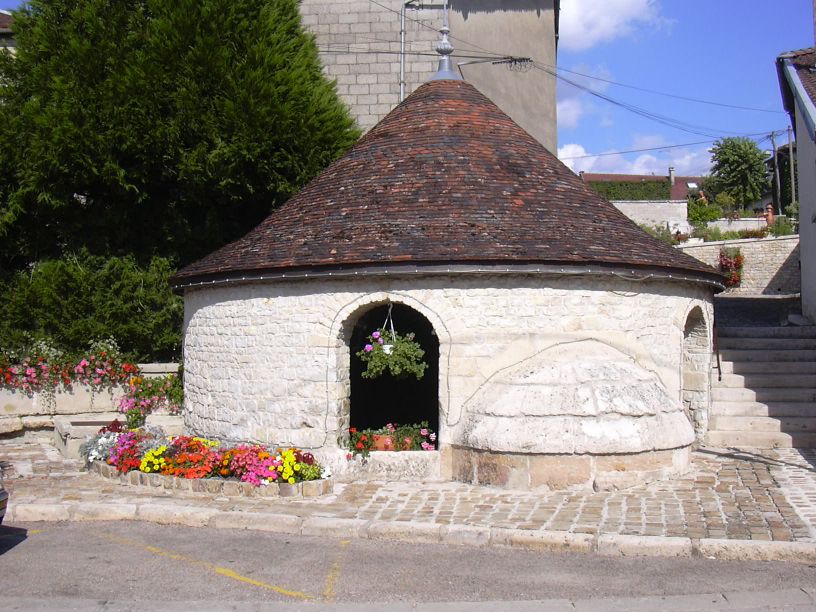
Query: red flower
[[356, 442, 364, 450], [349, 427, 357, 434]]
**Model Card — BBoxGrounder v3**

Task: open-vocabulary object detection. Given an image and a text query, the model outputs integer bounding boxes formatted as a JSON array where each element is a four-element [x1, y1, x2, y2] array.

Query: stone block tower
[[299, 0, 558, 152]]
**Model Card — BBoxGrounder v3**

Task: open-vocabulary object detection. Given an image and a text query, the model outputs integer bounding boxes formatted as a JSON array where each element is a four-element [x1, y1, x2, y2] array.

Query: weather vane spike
[[429, 0, 463, 81]]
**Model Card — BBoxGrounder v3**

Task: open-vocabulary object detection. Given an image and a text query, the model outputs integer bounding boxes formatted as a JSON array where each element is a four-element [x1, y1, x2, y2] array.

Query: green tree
[[0, 0, 359, 272], [0, 252, 182, 361], [709, 137, 769, 207]]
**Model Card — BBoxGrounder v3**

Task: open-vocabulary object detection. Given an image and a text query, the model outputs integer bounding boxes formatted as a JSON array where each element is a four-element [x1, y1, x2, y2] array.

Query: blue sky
[[1, 0, 811, 177], [555, 0, 812, 176]]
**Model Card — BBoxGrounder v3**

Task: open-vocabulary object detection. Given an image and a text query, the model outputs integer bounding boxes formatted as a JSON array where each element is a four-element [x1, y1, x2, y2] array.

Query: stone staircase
[[706, 326, 816, 449]]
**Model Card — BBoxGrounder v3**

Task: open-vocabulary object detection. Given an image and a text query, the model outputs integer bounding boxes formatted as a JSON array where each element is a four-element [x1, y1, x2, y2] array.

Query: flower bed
[[89, 460, 333, 498], [348, 422, 436, 458], [80, 420, 332, 498]]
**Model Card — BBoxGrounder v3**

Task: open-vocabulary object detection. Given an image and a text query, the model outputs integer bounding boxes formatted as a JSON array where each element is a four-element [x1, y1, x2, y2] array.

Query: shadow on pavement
[[0, 525, 29, 556], [699, 447, 816, 473]]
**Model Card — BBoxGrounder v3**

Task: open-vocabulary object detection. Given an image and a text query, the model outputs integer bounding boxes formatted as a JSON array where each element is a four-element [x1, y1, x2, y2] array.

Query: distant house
[[0, 11, 14, 51], [579, 167, 704, 234], [778, 47, 815, 321]]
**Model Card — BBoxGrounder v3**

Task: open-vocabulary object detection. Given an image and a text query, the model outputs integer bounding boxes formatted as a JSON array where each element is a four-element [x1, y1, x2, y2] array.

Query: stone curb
[[89, 461, 334, 499], [8, 500, 816, 562]]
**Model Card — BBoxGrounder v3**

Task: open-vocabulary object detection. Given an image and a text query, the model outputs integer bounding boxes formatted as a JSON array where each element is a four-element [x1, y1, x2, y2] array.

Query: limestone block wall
[[182, 274, 713, 462], [676, 236, 800, 295], [612, 200, 690, 234], [298, 0, 558, 152], [0, 363, 179, 436]]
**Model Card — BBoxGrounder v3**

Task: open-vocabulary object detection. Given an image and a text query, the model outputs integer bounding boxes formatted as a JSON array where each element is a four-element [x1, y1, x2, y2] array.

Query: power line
[[536, 62, 776, 139], [559, 131, 786, 160], [548, 64, 785, 114]]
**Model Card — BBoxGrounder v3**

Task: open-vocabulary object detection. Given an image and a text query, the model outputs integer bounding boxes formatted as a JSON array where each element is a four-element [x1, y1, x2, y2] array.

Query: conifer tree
[[0, 0, 359, 271]]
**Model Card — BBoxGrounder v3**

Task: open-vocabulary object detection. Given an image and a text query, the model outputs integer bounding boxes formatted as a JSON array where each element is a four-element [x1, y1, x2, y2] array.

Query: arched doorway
[[349, 303, 439, 434], [682, 306, 710, 442]]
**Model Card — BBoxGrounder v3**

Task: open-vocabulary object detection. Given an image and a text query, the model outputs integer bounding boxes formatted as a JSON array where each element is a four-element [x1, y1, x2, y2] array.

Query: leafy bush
[[770, 217, 796, 237], [687, 197, 723, 228], [639, 224, 681, 245], [0, 251, 182, 362]]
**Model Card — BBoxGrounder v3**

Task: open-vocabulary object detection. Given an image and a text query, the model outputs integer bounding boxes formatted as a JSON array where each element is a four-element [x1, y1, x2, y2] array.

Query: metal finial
[[429, 5, 462, 81]]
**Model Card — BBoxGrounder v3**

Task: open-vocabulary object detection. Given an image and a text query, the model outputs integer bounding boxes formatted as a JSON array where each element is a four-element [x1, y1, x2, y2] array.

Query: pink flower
[[420, 428, 428, 436], [79, 359, 89, 367], [92, 378, 102, 385], [364, 344, 373, 352], [377, 338, 384, 344], [386, 423, 395, 432], [371, 331, 381, 339]]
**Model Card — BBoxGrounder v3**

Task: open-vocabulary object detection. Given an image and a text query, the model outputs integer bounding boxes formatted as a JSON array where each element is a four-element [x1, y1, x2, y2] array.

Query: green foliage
[[709, 137, 770, 206], [0, 251, 182, 361], [687, 197, 723, 228], [713, 192, 736, 213], [0, 0, 360, 271], [587, 181, 670, 201], [770, 217, 795, 237], [639, 224, 681, 245], [785, 201, 799, 220], [356, 328, 427, 380]]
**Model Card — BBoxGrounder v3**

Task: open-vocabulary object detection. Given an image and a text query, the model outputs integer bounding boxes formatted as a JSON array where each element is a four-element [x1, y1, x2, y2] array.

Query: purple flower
[[420, 428, 428, 436], [377, 338, 384, 344], [372, 331, 381, 340], [364, 344, 373, 352]]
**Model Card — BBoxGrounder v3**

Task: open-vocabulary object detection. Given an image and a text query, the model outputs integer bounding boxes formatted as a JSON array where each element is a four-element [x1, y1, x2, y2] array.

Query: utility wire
[[546, 64, 785, 114], [536, 62, 775, 139]]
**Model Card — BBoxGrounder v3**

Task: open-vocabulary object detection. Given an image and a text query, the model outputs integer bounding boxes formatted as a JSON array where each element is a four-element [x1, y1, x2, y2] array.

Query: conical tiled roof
[[174, 80, 722, 287]]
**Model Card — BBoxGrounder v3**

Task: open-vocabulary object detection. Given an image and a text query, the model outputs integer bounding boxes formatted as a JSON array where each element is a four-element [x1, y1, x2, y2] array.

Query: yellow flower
[[288, 477, 295, 484]]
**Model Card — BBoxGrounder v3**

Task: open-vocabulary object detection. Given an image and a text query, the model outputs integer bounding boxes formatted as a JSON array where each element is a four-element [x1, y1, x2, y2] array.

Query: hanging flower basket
[[356, 327, 427, 380], [356, 303, 427, 380]]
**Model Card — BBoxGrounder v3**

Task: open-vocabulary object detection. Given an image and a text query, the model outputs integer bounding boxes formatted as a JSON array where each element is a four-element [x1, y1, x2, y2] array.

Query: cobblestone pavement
[[1, 441, 815, 543]]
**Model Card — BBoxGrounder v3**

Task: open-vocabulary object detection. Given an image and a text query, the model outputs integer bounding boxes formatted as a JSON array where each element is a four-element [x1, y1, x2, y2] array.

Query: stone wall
[[299, 0, 558, 151], [706, 217, 769, 233], [0, 363, 179, 437], [612, 200, 689, 234], [676, 236, 800, 295], [182, 274, 714, 480], [795, 108, 816, 321]]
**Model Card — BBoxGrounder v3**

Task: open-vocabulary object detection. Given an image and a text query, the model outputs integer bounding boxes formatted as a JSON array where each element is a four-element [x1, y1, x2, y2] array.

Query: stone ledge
[[89, 460, 333, 499]]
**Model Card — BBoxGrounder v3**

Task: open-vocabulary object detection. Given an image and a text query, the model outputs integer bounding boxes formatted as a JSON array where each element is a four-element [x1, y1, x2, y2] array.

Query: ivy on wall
[[587, 181, 671, 201]]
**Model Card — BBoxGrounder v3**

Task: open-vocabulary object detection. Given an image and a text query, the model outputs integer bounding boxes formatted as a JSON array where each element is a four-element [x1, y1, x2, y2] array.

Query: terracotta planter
[[371, 434, 413, 451]]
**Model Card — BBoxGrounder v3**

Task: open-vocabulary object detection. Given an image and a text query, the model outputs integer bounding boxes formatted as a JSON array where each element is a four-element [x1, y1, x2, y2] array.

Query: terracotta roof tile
[[174, 80, 721, 285], [786, 47, 816, 108]]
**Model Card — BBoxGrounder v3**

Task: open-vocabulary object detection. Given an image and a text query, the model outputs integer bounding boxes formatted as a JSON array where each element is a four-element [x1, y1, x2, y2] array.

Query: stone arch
[[681, 305, 711, 442], [327, 291, 451, 445]]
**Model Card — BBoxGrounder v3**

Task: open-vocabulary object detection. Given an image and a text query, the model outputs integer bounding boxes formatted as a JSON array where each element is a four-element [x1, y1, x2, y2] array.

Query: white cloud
[[557, 140, 713, 176], [557, 64, 612, 130], [557, 98, 584, 129], [559, 0, 669, 52]]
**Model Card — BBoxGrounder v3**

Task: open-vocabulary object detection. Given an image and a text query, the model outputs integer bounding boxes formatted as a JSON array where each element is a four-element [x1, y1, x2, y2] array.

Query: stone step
[[712, 373, 816, 388], [711, 387, 816, 402], [716, 337, 816, 350], [711, 401, 816, 418], [718, 349, 816, 362], [709, 416, 816, 433], [704, 430, 816, 449], [716, 361, 816, 375], [717, 326, 816, 339]]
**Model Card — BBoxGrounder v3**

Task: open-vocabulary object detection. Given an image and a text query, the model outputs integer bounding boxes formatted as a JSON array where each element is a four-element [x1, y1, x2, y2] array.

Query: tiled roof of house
[[779, 47, 816, 115], [174, 80, 721, 286], [580, 172, 704, 201], [0, 11, 13, 31]]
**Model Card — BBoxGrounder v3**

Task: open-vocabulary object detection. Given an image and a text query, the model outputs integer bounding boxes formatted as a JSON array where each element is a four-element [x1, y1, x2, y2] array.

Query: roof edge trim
[[782, 58, 816, 141], [172, 261, 725, 293]]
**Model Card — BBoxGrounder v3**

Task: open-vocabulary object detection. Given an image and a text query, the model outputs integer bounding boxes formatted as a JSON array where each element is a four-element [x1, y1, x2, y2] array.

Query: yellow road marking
[[323, 539, 351, 602], [100, 532, 313, 601], [27, 529, 43, 535]]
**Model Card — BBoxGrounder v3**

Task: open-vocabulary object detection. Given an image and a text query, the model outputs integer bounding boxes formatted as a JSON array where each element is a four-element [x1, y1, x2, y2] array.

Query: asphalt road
[[1, 521, 815, 610]]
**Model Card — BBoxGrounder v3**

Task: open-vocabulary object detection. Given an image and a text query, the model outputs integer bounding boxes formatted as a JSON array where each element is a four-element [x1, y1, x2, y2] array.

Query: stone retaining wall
[[676, 236, 800, 295], [90, 460, 333, 498], [0, 363, 179, 437]]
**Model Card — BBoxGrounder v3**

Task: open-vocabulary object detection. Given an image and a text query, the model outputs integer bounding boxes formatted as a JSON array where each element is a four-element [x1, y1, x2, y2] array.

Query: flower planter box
[[90, 460, 333, 498]]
